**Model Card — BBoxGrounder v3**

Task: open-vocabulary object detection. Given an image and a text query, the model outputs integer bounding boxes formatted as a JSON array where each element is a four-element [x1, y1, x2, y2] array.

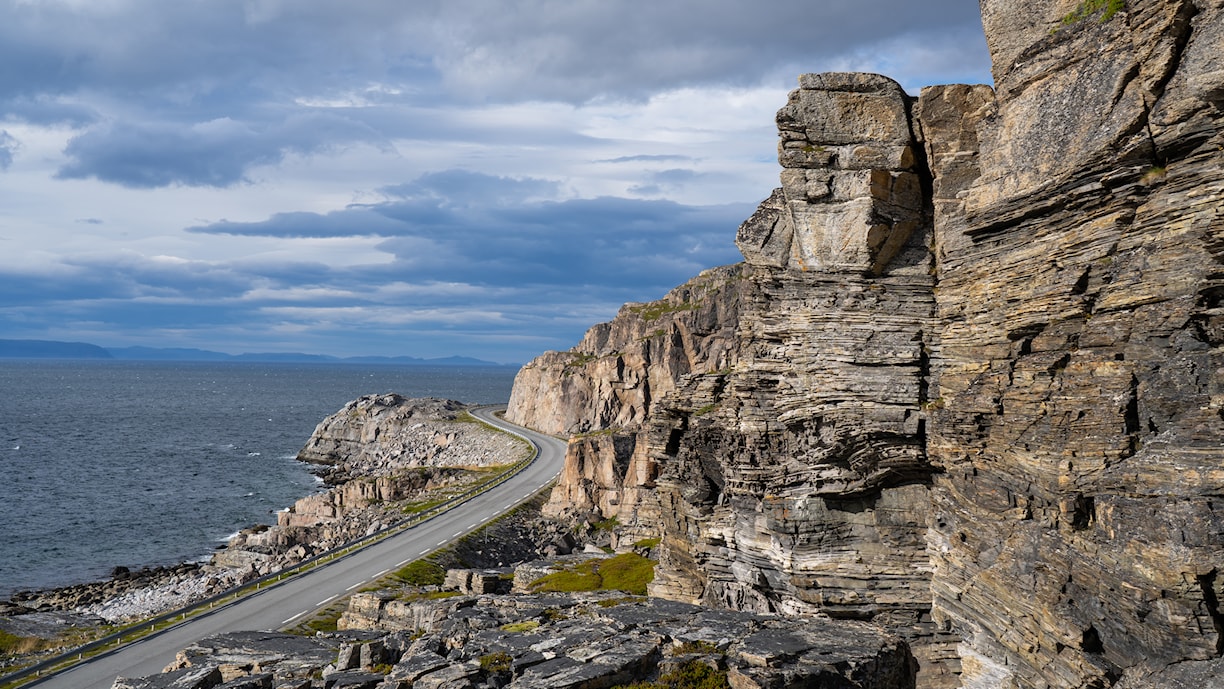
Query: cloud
[[599, 154, 696, 164], [56, 113, 387, 188], [190, 170, 749, 290], [0, 2, 993, 360], [0, 130, 16, 169], [2, 2, 988, 108]]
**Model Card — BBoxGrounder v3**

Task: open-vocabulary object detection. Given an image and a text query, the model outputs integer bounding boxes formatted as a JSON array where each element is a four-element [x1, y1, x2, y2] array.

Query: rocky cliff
[[507, 1, 1224, 687]]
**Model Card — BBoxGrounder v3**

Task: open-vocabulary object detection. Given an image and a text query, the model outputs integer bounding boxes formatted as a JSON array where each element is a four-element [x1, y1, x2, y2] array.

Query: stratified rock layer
[[507, 2, 1224, 687], [510, 72, 955, 686], [922, 2, 1224, 687]]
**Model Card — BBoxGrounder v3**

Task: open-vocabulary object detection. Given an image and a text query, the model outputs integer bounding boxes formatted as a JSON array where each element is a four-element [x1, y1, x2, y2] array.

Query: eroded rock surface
[[923, 1, 1224, 687], [505, 2, 1224, 687], [119, 594, 916, 689]]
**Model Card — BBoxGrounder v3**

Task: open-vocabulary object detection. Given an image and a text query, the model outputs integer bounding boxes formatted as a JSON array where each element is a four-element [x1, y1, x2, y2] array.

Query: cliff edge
[[507, 1, 1224, 687]]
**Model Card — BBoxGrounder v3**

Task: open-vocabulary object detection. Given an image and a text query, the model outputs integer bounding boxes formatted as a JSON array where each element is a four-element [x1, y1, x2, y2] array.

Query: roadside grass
[[392, 561, 445, 587], [529, 553, 655, 596]]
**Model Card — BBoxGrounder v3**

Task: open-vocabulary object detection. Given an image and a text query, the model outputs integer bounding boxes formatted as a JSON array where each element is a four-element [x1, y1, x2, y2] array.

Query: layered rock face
[[510, 73, 951, 682], [922, 1, 1224, 687], [507, 2, 1224, 687]]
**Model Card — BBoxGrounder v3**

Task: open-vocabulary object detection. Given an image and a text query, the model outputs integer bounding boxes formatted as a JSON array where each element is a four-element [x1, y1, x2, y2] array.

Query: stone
[[111, 666, 223, 689], [163, 631, 341, 682], [215, 674, 272, 689]]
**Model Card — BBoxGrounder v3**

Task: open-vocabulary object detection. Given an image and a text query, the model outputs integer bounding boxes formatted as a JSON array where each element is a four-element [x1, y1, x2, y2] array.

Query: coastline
[[0, 396, 530, 649]]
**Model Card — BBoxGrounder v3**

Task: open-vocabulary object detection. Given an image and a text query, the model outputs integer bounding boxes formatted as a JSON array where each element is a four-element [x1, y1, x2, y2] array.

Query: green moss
[[591, 516, 620, 532], [567, 352, 598, 367], [393, 560, 446, 587], [670, 640, 723, 656], [628, 300, 701, 323], [480, 651, 513, 673], [300, 605, 345, 634], [693, 404, 717, 417], [574, 427, 619, 440], [530, 552, 656, 596], [500, 620, 541, 633], [614, 659, 730, 689], [633, 538, 661, 550], [1057, 0, 1125, 29]]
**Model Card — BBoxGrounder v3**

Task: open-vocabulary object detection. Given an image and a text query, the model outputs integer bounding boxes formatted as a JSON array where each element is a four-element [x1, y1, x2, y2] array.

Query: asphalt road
[[28, 406, 565, 689]]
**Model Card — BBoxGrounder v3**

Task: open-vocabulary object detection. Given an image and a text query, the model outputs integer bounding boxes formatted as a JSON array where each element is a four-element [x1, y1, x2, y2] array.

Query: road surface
[[28, 406, 565, 689]]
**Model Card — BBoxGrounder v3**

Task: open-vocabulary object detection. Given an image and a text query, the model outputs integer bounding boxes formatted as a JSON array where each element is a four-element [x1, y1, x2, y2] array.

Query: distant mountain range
[[0, 339, 513, 367]]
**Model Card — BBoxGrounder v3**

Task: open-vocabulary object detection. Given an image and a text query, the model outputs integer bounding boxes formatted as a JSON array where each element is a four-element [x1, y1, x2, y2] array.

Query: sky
[[0, 0, 992, 364]]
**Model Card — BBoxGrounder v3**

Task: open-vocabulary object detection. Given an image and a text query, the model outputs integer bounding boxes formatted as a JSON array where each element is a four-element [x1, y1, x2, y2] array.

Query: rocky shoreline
[[0, 396, 534, 661]]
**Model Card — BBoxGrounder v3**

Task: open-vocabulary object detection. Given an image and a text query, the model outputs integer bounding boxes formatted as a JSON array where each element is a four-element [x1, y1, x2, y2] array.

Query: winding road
[[27, 406, 566, 689]]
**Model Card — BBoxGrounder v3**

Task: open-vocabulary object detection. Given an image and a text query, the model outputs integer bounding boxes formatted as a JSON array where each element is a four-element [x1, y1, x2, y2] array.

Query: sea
[[0, 359, 519, 600]]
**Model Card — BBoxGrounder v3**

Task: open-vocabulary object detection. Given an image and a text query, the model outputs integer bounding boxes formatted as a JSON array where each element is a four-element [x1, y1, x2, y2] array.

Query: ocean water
[[0, 360, 518, 599]]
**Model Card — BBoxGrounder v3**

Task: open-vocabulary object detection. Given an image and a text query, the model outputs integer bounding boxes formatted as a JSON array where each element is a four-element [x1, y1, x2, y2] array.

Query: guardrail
[[2, 406, 541, 689]]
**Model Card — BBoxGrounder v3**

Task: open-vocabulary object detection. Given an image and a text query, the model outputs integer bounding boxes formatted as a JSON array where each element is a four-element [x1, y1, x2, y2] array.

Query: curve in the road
[[26, 406, 567, 689]]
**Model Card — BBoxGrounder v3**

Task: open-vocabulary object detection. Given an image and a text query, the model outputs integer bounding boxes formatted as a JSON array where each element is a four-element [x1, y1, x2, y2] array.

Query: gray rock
[[111, 666, 223, 689], [216, 674, 272, 689]]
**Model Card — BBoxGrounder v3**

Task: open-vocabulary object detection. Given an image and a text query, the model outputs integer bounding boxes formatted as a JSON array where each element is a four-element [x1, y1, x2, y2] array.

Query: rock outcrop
[[215, 396, 530, 578], [509, 72, 954, 685], [125, 593, 917, 689], [922, 1, 1224, 687], [297, 396, 522, 480], [506, 2, 1224, 687]]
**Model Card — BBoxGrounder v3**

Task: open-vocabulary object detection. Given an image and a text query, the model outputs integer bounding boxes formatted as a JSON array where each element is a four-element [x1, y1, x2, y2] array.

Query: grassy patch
[[670, 640, 723, 656], [529, 553, 655, 596], [0, 629, 51, 655], [628, 300, 701, 323], [567, 352, 599, 367], [393, 560, 446, 587], [401, 496, 449, 515], [500, 620, 540, 633], [633, 538, 661, 550], [480, 651, 513, 673], [693, 404, 717, 417], [301, 605, 345, 634], [1057, 0, 1125, 29], [614, 659, 730, 689]]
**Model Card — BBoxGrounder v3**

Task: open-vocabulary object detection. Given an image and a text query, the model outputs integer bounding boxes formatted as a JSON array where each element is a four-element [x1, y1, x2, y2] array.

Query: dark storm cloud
[[190, 170, 749, 293], [2, 1, 986, 106], [56, 113, 388, 188], [0, 1, 989, 187]]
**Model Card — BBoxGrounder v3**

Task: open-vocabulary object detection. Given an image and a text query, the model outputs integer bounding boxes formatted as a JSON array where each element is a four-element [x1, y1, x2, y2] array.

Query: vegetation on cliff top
[[1058, 0, 1125, 28]]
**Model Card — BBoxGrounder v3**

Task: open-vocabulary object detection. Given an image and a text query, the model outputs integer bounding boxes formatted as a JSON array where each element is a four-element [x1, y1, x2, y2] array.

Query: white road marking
[[282, 610, 308, 625], [437, 539, 448, 546], [479, 516, 489, 523], [397, 559, 411, 566], [418, 549, 429, 556], [346, 582, 363, 591], [317, 595, 337, 606], [375, 568, 390, 577]]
